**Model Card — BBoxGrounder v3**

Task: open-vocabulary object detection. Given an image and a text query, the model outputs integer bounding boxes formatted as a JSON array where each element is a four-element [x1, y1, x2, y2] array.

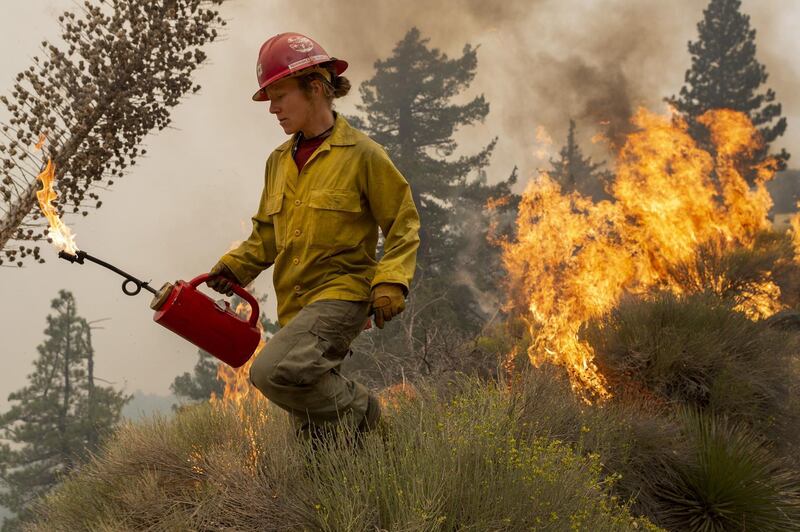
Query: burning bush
[[497, 108, 789, 400]]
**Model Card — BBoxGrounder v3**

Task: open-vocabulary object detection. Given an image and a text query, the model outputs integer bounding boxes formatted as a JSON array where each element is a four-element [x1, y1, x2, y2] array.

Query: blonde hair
[[297, 63, 350, 104]]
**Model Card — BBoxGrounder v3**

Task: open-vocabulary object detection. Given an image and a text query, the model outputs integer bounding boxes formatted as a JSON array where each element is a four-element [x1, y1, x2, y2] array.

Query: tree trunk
[[59, 298, 73, 468], [85, 323, 97, 450]]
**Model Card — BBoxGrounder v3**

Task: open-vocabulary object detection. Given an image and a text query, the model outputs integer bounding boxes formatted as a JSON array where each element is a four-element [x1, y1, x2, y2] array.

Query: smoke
[[247, 0, 798, 179], [256, 1, 695, 167]]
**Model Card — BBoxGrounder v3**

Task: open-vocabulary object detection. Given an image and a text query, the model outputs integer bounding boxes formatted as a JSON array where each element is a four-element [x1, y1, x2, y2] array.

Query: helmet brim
[[252, 58, 349, 102]]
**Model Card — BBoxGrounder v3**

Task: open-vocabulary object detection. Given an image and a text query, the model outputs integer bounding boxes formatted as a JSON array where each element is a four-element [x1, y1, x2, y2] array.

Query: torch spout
[[58, 250, 86, 264], [58, 249, 159, 297]]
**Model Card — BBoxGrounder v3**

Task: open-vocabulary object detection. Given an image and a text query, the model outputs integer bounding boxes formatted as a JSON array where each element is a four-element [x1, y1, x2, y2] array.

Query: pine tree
[[666, 0, 788, 176], [354, 28, 518, 334], [355, 27, 517, 277], [0, 291, 130, 529], [344, 28, 519, 383], [549, 120, 611, 201], [170, 350, 225, 403]]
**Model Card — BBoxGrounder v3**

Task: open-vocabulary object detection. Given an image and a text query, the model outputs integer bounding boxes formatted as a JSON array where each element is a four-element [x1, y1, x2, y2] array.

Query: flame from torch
[[34, 135, 78, 255]]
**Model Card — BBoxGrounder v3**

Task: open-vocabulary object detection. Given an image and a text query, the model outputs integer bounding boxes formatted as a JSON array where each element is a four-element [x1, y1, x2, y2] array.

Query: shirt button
[[294, 229, 301, 237], [294, 199, 301, 206], [294, 285, 301, 292], [292, 257, 300, 265]]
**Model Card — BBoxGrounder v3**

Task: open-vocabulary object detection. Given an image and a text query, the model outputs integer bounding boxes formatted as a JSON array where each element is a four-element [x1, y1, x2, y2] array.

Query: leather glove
[[207, 261, 240, 296], [370, 283, 406, 329]]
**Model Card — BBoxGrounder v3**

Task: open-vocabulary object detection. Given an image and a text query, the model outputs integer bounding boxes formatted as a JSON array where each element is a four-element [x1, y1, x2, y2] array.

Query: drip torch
[[58, 250, 261, 368], [34, 136, 260, 369]]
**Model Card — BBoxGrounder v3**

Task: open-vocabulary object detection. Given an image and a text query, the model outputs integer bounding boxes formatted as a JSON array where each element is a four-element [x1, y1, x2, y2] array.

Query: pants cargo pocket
[[310, 316, 351, 362], [271, 300, 370, 386], [271, 317, 346, 386]]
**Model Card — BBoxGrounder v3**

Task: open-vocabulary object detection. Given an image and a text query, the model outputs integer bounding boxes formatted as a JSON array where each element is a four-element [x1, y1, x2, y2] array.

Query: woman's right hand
[[207, 261, 240, 296]]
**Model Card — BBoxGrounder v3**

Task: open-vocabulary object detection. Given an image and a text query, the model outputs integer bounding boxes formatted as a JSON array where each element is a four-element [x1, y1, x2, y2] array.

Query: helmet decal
[[256, 62, 263, 79], [287, 36, 314, 53]]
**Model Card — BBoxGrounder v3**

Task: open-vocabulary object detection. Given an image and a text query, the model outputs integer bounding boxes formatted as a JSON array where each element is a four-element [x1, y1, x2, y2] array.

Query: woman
[[207, 33, 420, 445]]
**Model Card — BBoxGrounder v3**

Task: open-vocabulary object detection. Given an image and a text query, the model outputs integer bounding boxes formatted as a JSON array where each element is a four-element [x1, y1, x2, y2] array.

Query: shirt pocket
[[307, 188, 363, 249], [265, 192, 285, 250]]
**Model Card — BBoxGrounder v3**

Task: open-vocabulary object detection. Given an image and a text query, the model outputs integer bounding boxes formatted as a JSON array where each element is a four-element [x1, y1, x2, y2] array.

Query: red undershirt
[[293, 134, 328, 173]]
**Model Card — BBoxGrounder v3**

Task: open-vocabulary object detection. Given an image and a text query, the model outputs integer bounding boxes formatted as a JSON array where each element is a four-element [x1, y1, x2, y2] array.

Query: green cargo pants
[[249, 299, 372, 432]]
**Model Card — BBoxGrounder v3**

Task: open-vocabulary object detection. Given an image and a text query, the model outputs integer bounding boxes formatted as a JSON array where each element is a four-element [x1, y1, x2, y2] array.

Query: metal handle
[[59, 250, 159, 297], [188, 273, 261, 328]]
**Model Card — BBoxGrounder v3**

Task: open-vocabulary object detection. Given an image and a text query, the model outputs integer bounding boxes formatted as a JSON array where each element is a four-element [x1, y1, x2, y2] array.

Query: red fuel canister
[[150, 273, 261, 368]]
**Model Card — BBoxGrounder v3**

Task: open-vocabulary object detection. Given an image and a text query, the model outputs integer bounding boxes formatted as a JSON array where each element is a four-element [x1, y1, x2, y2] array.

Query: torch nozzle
[[58, 250, 86, 264]]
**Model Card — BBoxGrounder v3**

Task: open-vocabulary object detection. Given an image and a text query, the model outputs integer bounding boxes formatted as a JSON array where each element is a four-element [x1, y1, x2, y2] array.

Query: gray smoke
[[252, 0, 796, 178]]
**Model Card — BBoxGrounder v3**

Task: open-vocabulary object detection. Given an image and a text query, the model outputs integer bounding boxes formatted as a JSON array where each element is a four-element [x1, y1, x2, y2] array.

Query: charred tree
[[0, 0, 226, 267]]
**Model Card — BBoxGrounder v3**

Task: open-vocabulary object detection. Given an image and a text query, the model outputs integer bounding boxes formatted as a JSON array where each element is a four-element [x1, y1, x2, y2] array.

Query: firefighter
[[207, 33, 420, 445]]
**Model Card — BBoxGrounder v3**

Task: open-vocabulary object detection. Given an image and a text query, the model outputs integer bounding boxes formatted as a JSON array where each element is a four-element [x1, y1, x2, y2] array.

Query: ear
[[312, 78, 324, 97]]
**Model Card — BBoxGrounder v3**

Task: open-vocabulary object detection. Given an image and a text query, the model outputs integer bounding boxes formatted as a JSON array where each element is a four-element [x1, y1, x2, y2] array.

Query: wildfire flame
[[210, 300, 265, 408], [498, 108, 781, 400], [790, 202, 800, 262], [34, 136, 78, 255]]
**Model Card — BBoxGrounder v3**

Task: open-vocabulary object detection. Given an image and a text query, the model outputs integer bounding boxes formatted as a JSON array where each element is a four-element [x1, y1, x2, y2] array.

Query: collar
[[275, 112, 357, 152]]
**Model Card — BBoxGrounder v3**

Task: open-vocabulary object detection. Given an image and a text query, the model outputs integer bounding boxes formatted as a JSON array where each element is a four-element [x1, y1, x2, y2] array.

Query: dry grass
[[24, 375, 657, 532]]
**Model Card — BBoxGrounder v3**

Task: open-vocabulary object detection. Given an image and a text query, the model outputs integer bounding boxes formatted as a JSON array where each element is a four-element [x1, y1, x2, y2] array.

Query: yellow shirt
[[220, 114, 421, 327]]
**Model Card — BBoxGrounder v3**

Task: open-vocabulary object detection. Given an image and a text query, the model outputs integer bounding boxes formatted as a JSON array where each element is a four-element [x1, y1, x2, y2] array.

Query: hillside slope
[[23, 372, 658, 531]]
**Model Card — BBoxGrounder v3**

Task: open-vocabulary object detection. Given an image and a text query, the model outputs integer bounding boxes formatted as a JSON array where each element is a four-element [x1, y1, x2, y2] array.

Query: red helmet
[[252, 32, 348, 102]]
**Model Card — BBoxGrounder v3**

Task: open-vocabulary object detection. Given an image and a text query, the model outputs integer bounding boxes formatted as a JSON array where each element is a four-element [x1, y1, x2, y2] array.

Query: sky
[[0, 0, 798, 407]]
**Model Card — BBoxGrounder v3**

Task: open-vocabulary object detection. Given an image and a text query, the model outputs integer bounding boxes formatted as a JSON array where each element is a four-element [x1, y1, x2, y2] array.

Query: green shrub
[[508, 366, 800, 531], [655, 408, 800, 532], [291, 377, 656, 531], [509, 366, 680, 522]]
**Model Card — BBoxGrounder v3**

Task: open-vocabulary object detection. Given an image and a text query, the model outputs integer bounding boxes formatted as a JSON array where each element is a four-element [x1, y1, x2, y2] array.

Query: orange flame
[[34, 137, 78, 255], [210, 300, 266, 408], [500, 108, 780, 401], [791, 203, 800, 261], [205, 297, 271, 470]]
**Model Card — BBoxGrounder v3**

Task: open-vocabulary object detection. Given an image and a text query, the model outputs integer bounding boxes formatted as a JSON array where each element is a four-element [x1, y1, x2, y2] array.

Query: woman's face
[[266, 77, 315, 135]]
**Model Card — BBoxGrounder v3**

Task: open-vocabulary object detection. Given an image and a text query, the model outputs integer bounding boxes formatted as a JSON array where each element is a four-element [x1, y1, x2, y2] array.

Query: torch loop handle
[[58, 250, 159, 297], [189, 273, 260, 329]]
